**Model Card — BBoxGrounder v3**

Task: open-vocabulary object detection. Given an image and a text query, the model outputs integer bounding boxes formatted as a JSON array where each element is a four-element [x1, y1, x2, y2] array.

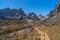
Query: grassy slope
[[0, 20, 60, 40]]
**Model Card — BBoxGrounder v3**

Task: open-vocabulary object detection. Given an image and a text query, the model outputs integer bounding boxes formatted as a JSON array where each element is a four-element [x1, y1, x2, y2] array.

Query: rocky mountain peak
[[54, 1, 60, 12], [18, 8, 24, 13], [28, 12, 39, 20], [48, 1, 60, 18]]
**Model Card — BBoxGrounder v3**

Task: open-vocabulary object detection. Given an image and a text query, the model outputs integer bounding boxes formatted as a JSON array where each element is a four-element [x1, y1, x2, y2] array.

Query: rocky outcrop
[[45, 1, 60, 26], [47, 2, 60, 18]]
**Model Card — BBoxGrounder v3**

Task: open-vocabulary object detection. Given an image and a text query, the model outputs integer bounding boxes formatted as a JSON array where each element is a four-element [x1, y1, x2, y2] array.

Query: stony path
[[34, 27, 50, 40]]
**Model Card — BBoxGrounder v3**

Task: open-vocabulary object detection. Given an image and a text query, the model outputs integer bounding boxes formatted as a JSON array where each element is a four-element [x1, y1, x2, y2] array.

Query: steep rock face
[[54, 2, 60, 12], [45, 2, 60, 26], [6, 8, 27, 20], [28, 12, 39, 20], [0, 8, 11, 19], [48, 2, 60, 18], [17, 8, 27, 19]]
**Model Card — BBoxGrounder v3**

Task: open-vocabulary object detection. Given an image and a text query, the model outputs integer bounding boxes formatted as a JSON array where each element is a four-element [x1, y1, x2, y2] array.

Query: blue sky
[[0, 0, 59, 16]]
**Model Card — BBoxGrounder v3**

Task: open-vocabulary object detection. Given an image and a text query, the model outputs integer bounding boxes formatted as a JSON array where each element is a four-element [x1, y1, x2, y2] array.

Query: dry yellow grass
[[0, 20, 60, 40]]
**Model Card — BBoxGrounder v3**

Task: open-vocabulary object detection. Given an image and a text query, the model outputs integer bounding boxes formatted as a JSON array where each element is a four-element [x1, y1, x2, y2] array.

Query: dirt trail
[[34, 27, 50, 40]]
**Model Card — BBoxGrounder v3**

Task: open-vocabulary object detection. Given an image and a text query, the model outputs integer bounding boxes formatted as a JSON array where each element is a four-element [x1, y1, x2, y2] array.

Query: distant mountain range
[[0, 2, 60, 21], [0, 8, 45, 20]]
